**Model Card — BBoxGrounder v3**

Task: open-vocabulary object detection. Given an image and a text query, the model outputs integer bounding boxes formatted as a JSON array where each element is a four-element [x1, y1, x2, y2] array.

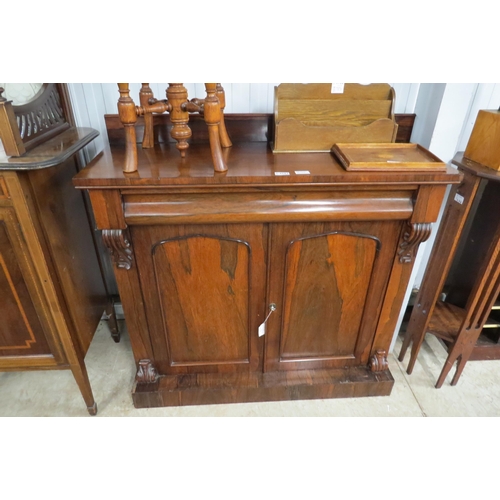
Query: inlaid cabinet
[[0, 84, 116, 415], [74, 115, 461, 408]]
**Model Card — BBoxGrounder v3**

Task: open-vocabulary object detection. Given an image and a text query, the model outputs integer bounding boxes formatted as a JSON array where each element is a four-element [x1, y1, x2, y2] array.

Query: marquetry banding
[[0, 253, 37, 350], [0, 177, 9, 199]]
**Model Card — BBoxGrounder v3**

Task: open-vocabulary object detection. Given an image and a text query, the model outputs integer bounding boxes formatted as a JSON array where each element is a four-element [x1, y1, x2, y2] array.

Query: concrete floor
[[2, 320, 500, 417]]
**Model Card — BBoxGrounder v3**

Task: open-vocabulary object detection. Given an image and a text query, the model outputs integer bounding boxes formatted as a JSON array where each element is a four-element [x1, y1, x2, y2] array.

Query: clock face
[[0, 83, 43, 106]]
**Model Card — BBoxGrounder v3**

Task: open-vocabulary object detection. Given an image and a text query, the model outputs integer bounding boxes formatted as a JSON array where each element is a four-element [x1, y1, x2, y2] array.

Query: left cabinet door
[[0, 206, 53, 359], [132, 223, 268, 375]]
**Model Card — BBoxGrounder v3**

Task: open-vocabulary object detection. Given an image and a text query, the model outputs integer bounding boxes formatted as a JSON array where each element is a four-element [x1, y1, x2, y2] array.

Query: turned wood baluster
[[139, 83, 155, 149], [166, 83, 191, 157], [117, 83, 138, 173], [204, 83, 227, 172], [216, 83, 232, 148]]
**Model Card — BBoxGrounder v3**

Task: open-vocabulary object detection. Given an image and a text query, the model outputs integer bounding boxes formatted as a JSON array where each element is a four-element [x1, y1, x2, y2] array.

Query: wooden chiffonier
[[73, 115, 461, 408]]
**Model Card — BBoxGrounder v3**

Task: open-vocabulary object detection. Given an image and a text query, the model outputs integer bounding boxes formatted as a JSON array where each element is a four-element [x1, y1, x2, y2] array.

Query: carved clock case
[[74, 114, 461, 408]]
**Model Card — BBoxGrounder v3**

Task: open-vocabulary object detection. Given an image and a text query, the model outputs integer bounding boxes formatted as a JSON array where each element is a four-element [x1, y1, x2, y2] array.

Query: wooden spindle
[[216, 83, 232, 148], [117, 83, 138, 173], [166, 83, 191, 158], [139, 83, 155, 149], [204, 83, 227, 172]]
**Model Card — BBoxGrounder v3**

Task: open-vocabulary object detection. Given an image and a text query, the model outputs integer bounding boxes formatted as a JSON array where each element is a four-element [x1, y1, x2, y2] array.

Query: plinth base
[[132, 366, 395, 408]]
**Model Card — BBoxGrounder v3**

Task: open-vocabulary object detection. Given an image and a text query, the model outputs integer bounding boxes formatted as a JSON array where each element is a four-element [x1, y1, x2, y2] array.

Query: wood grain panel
[[277, 100, 392, 126], [153, 236, 250, 365], [265, 221, 402, 372], [280, 232, 378, 359], [132, 224, 267, 375], [28, 158, 107, 355], [0, 219, 50, 355], [124, 191, 413, 225]]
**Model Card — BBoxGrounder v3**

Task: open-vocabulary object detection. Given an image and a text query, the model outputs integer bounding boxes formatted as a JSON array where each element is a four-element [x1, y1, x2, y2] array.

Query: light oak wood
[[332, 143, 447, 172], [464, 109, 500, 171], [116, 83, 232, 173], [273, 83, 398, 152]]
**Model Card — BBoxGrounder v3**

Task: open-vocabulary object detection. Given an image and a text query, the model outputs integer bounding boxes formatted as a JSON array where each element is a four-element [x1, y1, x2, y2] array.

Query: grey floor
[[2, 320, 500, 417]]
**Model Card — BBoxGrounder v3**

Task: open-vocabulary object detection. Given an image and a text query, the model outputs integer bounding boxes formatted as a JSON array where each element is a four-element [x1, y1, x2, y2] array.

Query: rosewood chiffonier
[[73, 113, 461, 408]]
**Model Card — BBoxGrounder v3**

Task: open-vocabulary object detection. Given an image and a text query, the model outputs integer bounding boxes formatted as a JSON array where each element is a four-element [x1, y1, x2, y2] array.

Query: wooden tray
[[331, 143, 447, 172]]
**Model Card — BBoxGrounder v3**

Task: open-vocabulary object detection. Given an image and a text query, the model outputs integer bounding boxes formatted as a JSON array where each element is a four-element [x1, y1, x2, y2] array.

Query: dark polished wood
[[0, 84, 71, 156], [132, 366, 395, 408], [74, 115, 461, 408], [0, 124, 108, 414], [399, 153, 500, 386]]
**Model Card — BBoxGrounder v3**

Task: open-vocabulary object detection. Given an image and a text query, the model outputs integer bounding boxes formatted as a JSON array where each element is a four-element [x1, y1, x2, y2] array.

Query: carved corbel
[[398, 222, 432, 264], [102, 229, 134, 270], [136, 359, 158, 384], [370, 350, 389, 372]]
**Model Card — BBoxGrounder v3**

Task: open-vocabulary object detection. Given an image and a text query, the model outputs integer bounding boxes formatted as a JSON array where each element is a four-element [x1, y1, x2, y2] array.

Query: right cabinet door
[[265, 221, 402, 372]]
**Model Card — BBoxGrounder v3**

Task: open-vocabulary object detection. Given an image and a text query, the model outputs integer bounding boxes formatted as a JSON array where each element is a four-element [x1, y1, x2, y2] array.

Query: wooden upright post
[[117, 83, 138, 173]]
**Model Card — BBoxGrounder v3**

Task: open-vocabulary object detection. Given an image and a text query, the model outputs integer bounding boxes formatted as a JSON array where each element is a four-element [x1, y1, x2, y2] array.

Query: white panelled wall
[[67, 83, 420, 161], [66, 82, 500, 350]]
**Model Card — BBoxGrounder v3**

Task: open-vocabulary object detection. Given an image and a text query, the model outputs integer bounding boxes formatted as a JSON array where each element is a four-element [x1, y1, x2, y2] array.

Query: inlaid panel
[[0, 176, 8, 200], [0, 219, 50, 356], [281, 232, 378, 359], [153, 235, 250, 365]]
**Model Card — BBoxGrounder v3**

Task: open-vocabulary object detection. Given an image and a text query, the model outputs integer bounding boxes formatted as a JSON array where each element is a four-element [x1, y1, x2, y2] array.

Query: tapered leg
[[398, 329, 413, 362], [204, 83, 227, 172], [117, 83, 138, 173], [105, 298, 121, 343], [435, 343, 462, 388], [140, 83, 155, 149], [69, 359, 97, 415], [216, 84, 232, 148], [406, 334, 428, 374], [450, 355, 467, 386]]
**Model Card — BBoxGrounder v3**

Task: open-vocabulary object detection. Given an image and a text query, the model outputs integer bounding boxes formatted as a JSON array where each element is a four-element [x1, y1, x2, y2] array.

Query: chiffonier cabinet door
[[0, 207, 53, 358], [264, 221, 402, 372], [131, 224, 267, 374]]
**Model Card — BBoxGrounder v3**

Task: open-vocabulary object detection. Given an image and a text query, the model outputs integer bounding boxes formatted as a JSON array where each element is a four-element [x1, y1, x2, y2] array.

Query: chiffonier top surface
[[74, 141, 462, 190], [0, 128, 98, 170]]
